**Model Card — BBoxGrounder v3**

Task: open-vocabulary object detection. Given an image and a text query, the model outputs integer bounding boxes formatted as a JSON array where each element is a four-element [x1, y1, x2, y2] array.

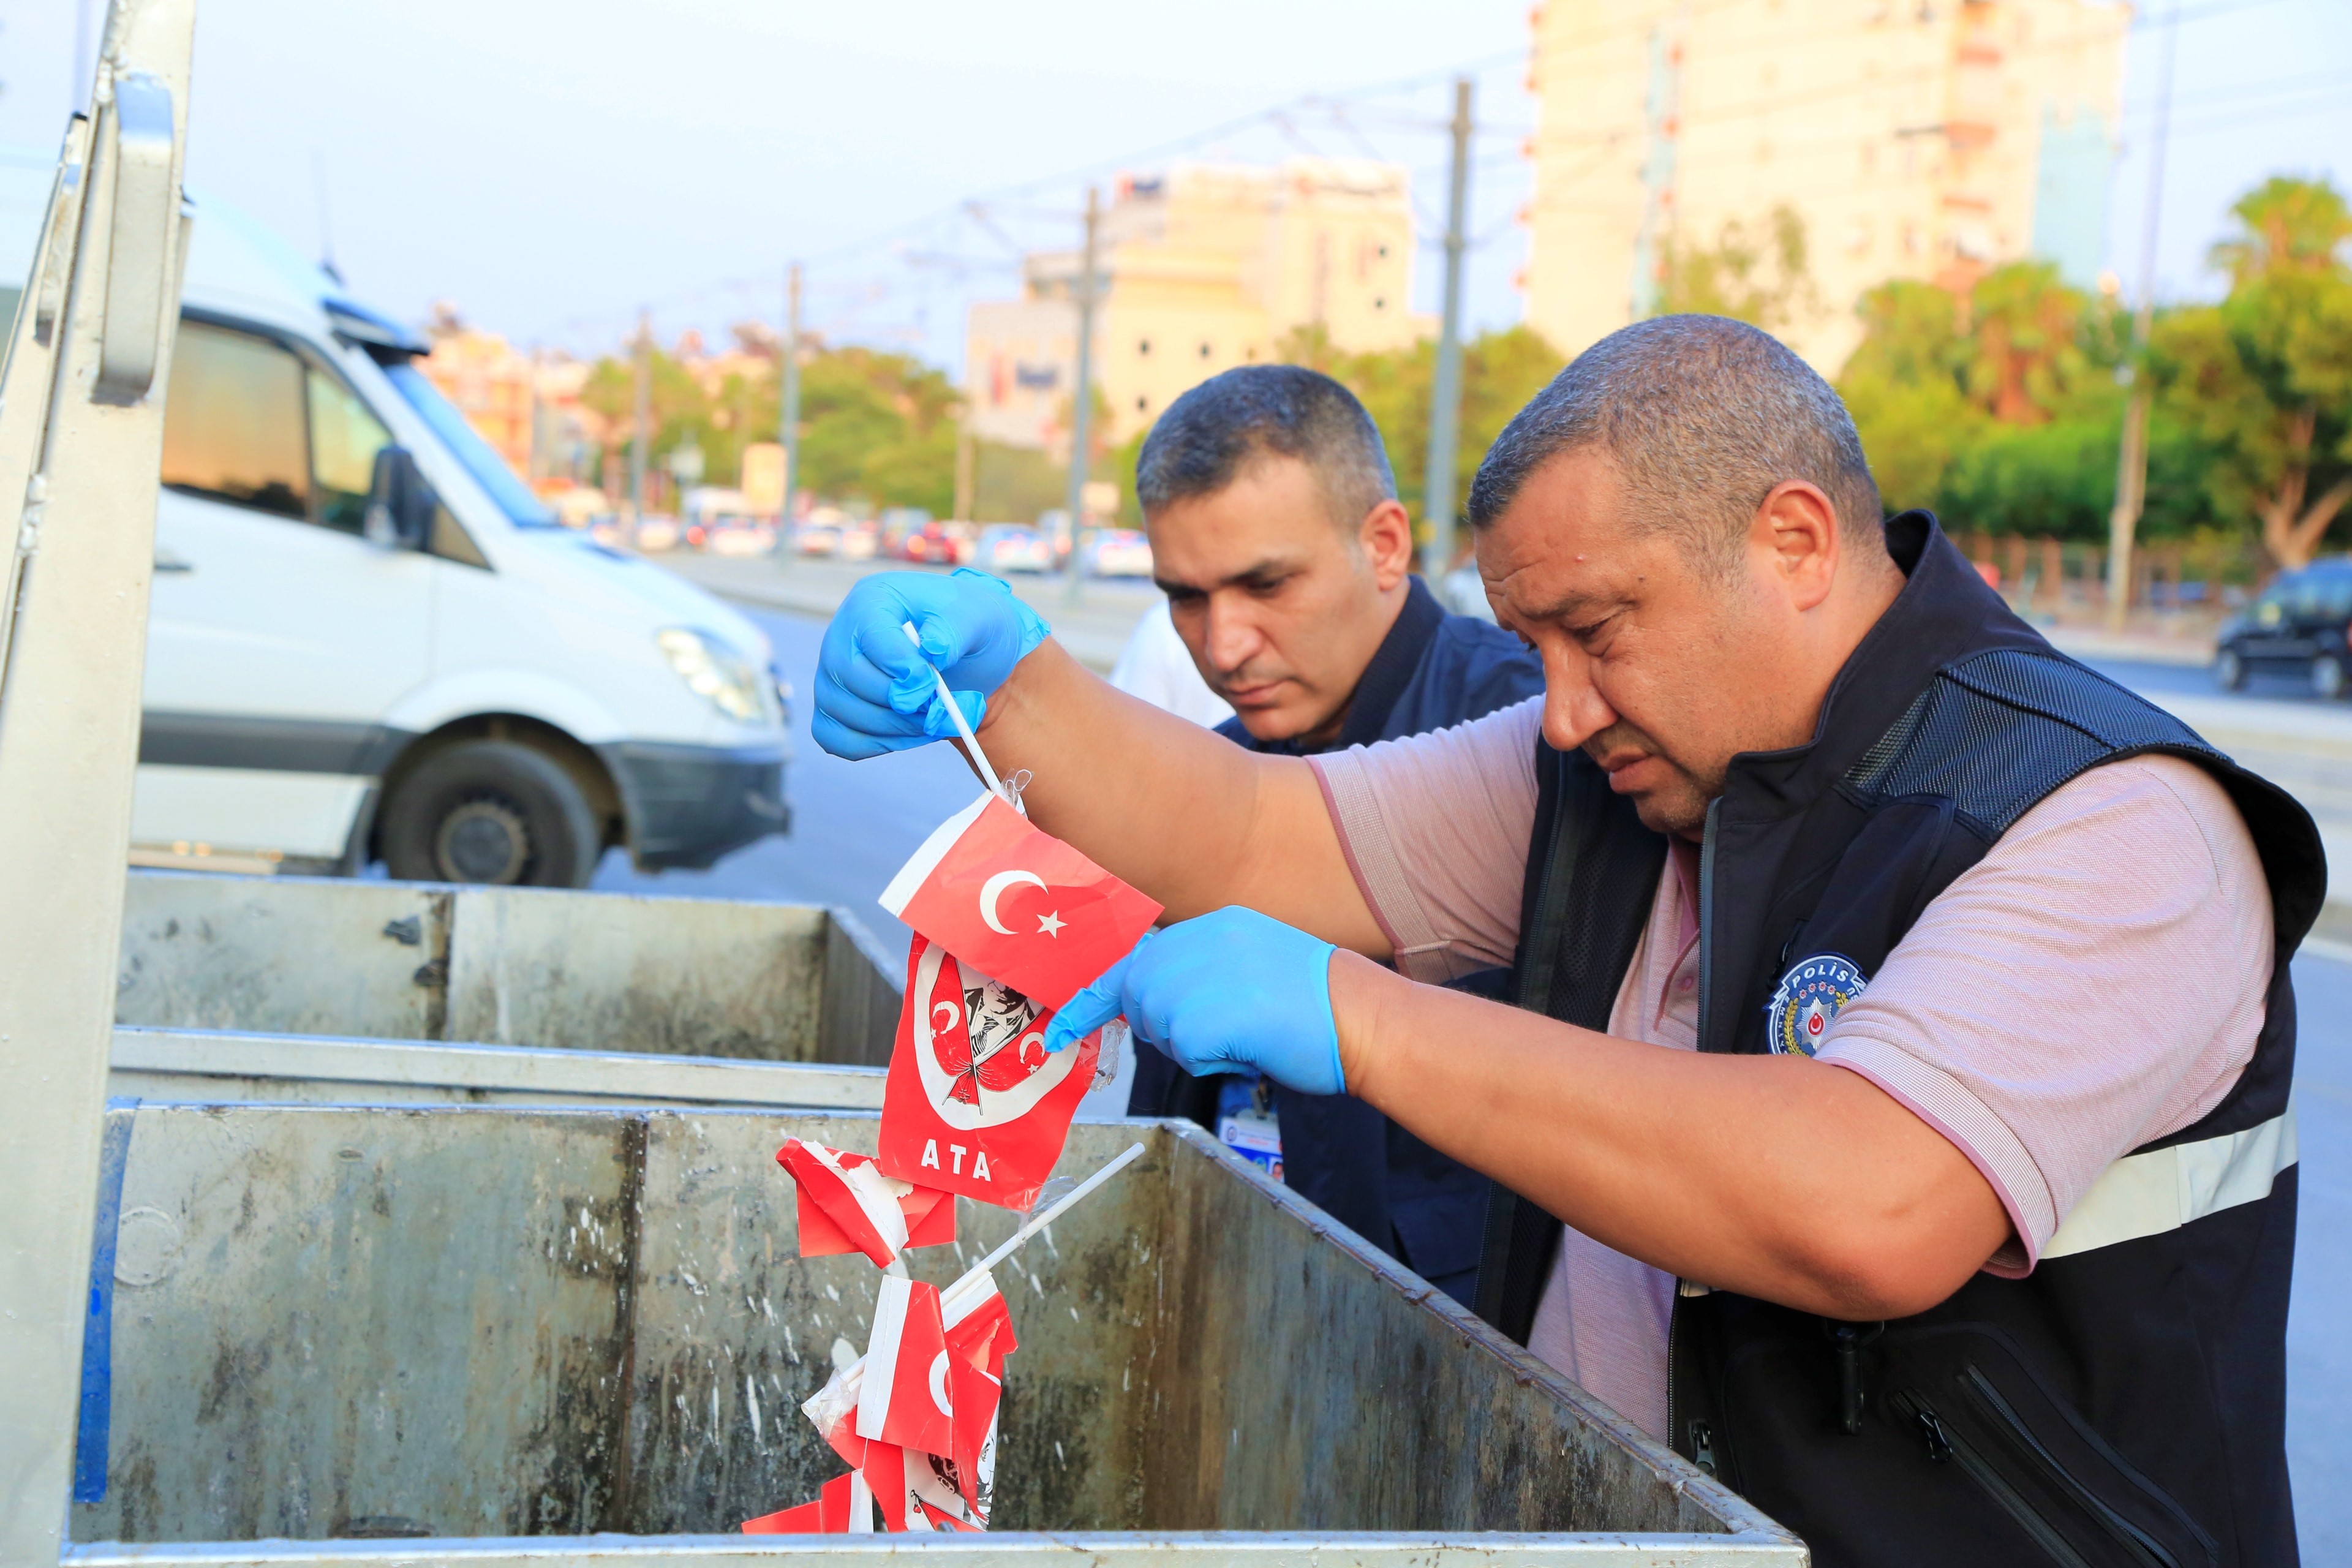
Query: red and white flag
[[776, 1139, 911, 1267], [940, 1270, 1017, 1519], [859, 1439, 985, 1533], [880, 792, 1161, 1009], [785, 1144, 956, 1260], [802, 1358, 867, 1470], [741, 1469, 872, 1534], [856, 1276, 957, 1459], [877, 934, 1101, 1210]]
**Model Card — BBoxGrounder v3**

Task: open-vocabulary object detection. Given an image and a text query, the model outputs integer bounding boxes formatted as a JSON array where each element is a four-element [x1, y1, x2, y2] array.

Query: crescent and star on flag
[[978, 869, 1063, 938]]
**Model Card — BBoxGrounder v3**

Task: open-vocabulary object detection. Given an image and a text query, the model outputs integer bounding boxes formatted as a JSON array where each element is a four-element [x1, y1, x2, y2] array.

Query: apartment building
[[967, 157, 1423, 455], [1521, 0, 2130, 371]]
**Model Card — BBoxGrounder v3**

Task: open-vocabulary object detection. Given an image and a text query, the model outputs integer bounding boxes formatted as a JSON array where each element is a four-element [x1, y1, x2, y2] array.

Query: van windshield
[[382, 361, 557, 528]]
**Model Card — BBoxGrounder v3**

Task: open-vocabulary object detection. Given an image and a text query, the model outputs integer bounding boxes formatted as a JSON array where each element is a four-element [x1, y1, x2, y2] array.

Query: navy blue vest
[[1485, 516, 2323, 1567], [1128, 575, 1543, 1297]]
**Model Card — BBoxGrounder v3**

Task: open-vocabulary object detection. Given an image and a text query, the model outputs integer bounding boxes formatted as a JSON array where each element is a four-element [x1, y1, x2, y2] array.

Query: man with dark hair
[[816, 315, 2318, 1564], [1125, 363, 1542, 1306]]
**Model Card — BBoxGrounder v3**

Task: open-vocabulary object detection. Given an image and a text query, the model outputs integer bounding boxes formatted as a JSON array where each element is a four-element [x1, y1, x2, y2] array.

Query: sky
[[0, 0, 2340, 377]]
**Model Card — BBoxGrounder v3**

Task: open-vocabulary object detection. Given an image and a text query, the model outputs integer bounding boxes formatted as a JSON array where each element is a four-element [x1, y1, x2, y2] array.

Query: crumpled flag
[[777, 1137, 954, 1266], [741, 1468, 871, 1533]]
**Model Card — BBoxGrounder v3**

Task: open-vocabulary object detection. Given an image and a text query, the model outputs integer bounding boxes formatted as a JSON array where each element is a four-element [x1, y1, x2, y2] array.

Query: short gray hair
[[1136, 365, 1395, 533], [1464, 315, 1883, 575]]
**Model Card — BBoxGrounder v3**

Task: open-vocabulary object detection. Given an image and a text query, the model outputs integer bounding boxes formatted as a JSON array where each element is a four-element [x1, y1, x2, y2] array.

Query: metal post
[[1423, 77, 1474, 582], [0, 2, 195, 1556], [1062, 186, 1101, 604], [2104, 0, 2180, 631], [628, 309, 651, 524], [526, 344, 545, 486], [954, 413, 976, 526], [779, 262, 802, 552]]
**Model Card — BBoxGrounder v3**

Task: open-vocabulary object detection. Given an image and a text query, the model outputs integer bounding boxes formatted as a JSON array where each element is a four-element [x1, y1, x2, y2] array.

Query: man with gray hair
[[813, 315, 2318, 1563]]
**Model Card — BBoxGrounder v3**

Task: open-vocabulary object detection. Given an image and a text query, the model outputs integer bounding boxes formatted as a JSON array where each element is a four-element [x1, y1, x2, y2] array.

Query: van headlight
[[657, 628, 769, 723]]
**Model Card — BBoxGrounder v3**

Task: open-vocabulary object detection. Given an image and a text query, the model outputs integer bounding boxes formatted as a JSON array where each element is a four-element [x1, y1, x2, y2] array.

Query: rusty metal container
[[108, 870, 906, 1110], [64, 1109, 1803, 1566]]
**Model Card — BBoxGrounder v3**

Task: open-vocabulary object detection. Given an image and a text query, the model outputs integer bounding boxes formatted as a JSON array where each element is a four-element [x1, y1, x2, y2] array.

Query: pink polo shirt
[[1311, 696, 2273, 1441]]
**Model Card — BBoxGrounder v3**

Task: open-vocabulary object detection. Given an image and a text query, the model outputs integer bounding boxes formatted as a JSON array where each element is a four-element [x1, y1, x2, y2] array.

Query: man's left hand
[[1043, 907, 1344, 1096]]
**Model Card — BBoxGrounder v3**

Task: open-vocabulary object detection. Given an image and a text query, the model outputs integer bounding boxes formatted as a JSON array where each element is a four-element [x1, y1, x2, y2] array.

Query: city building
[[966, 158, 1423, 456], [415, 304, 597, 488], [1521, 0, 2130, 371]]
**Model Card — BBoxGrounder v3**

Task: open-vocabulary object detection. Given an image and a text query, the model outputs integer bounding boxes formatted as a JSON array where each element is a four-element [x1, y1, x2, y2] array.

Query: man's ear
[[1751, 481, 1840, 613], [1360, 499, 1415, 591]]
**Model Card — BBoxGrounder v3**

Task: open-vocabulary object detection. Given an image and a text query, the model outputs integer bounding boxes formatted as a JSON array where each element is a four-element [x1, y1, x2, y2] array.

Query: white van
[[0, 152, 790, 887]]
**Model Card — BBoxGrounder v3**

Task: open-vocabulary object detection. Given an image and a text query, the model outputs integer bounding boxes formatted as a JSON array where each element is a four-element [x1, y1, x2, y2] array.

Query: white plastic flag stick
[[945, 1141, 1146, 1310], [902, 620, 1009, 802]]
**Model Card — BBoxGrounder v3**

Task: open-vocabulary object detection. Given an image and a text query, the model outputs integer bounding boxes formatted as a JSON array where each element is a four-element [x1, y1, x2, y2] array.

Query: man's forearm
[[979, 641, 1389, 952], [1329, 952, 2011, 1319]]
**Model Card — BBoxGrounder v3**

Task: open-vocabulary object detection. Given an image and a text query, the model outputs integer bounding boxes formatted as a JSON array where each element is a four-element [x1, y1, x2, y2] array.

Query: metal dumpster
[[66, 1110, 1803, 1566], [109, 870, 908, 1111]]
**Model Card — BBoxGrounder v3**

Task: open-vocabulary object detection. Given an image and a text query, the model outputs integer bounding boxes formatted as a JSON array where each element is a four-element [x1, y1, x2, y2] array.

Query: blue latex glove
[[813, 569, 1051, 760], [1042, 907, 1345, 1097]]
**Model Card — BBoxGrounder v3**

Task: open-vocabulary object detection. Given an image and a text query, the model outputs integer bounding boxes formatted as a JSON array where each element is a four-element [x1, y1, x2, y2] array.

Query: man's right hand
[[813, 569, 1050, 759]]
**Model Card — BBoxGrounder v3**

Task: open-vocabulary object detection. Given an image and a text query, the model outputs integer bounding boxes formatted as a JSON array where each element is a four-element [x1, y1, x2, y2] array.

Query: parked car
[[2217, 559, 2352, 698], [837, 522, 880, 560], [899, 519, 968, 565], [974, 524, 1052, 574], [0, 157, 792, 887], [634, 515, 682, 553], [1085, 528, 1154, 578], [707, 519, 777, 557], [793, 519, 840, 557]]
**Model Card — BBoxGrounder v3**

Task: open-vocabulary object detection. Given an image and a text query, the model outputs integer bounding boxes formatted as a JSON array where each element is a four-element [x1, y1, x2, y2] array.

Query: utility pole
[[780, 262, 804, 554], [1423, 76, 1474, 584], [953, 415, 976, 524], [629, 309, 652, 523], [1061, 186, 1102, 605], [2104, 0, 2182, 632]]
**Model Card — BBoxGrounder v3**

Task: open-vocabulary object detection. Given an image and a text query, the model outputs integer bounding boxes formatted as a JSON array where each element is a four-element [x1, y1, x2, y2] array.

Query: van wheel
[[381, 740, 600, 888], [2215, 649, 2247, 692], [2315, 655, 2348, 702]]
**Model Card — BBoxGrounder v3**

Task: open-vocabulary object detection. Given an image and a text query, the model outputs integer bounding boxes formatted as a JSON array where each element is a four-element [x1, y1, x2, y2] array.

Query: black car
[[2216, 557, 2352, 698]]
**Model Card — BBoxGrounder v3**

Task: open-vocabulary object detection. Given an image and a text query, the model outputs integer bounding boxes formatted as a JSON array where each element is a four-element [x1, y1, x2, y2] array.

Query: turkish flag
[[857, 1276, 957, 1458], [880, 792, 1161, 1009], [802, 1357, 868, 1469], [741, 1469, 870, 1534], [775, 1139, 909, 1267], [877, 933, 1101, 1210], [861, 1439, 984, 1533], [941, 1270, 1016, 1519], [785, 1142, 956, 1260]]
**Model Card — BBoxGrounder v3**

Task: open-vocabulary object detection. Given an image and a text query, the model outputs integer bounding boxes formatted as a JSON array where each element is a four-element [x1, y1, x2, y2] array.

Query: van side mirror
[[363, 446, 434, 550]]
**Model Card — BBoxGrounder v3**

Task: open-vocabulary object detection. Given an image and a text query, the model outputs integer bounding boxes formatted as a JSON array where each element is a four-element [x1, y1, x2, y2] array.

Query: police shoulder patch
[[1765, 952, 1869, 1057]]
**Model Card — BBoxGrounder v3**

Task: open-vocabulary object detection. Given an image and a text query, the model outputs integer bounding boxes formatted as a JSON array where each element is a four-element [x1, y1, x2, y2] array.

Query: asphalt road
[[597, 605, 2352, 1558]]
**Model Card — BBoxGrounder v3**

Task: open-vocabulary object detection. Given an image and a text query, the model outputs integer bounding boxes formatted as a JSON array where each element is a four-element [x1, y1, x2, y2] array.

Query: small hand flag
[[881, 792, 1161, 1010]]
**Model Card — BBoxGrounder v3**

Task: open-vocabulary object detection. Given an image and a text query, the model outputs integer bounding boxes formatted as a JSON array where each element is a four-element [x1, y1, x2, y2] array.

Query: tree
[[1963, 262, 2097, 426], [2154, 176, 2352, 568], [1656, 205, 1820, 334], [1275, 325, 1564, 537], [1836, 279, 1983, 510], [580, 341, 962, 516]]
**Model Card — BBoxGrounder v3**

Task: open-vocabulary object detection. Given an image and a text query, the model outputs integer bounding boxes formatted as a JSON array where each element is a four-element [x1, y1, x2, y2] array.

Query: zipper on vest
[[1956, 1366, 2188, 1568], [1890, 1388, 2100, 1568], [1695, 798, 1722, 1052]]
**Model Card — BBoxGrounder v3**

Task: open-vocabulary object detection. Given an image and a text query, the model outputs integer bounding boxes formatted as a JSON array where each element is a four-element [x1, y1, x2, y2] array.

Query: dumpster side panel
[[73, 1106, 638, 1542], [1137, 1128, 1735, 1537], [115, 875, 450, 1039], [820, 911, 902, 1070], [443, 889, 825, 1062]]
